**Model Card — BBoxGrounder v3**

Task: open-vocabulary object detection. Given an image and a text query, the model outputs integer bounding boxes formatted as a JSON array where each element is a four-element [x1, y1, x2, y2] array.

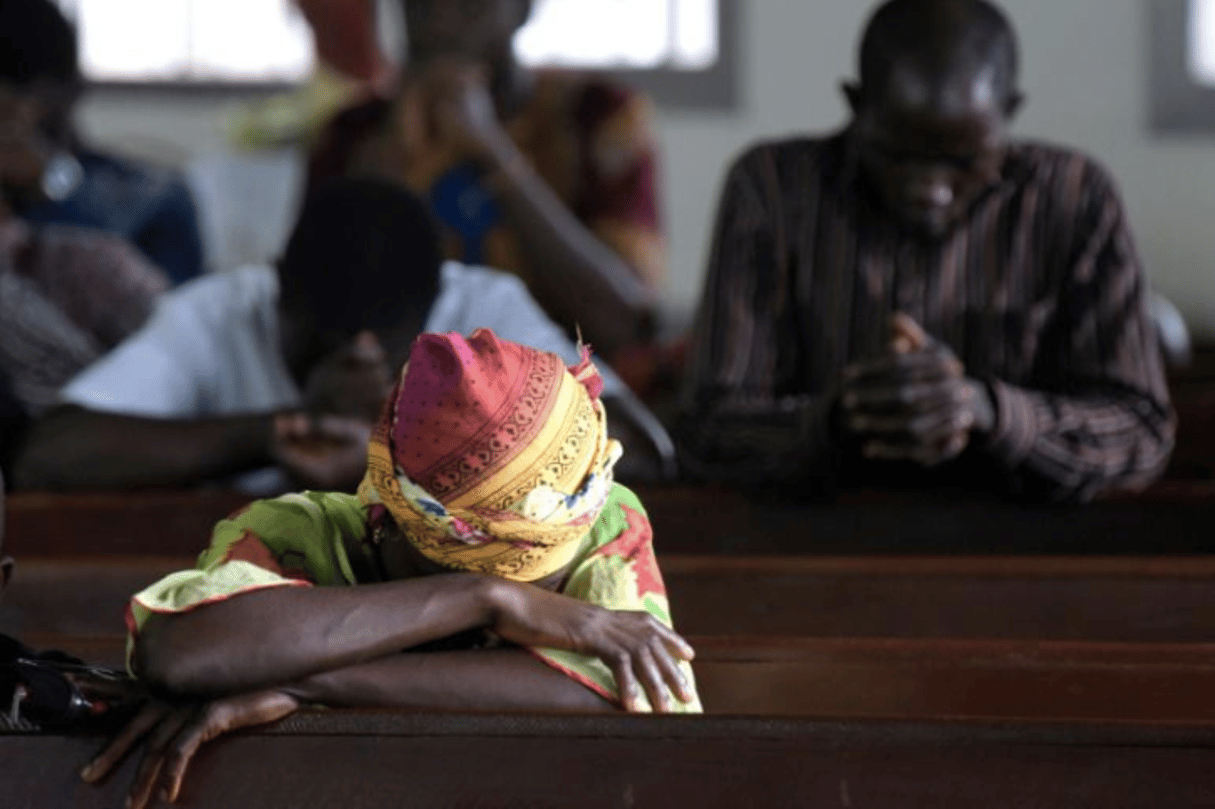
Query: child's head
[[358, 329, 620, 582], [276, 177, 444, 383]]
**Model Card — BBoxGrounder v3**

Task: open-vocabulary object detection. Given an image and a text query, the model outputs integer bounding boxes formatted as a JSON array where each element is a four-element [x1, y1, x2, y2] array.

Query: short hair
[[0, 0, 79, 86], [278, 178, 445, 337], [858, 0, 1019, 103]]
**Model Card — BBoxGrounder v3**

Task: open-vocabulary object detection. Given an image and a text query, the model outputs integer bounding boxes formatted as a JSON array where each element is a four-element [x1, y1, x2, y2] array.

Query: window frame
[[1150, 0, 1215, 133], [78, 0, 741, 110]]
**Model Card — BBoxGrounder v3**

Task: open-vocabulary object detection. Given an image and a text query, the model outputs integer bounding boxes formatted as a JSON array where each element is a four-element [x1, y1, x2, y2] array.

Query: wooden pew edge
[[8, 710, 1215, 748]]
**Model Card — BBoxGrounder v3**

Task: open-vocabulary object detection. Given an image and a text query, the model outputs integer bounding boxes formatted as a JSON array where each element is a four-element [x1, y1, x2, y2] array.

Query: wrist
[[967, 378, 997, 435], [477, 575, 515, 625]]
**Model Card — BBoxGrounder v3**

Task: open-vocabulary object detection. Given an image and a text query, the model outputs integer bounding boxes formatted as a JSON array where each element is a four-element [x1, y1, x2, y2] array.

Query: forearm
[[136, 574, 497, 697], [13, 406, 274, 490], [485, 141, 654, 355], [981, 379, 1175, 502], [286, 648, 615, 712]]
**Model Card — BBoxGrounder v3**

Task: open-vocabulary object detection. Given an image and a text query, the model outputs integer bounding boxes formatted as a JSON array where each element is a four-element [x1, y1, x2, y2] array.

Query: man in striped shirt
[[678, 0, 1173, 503]]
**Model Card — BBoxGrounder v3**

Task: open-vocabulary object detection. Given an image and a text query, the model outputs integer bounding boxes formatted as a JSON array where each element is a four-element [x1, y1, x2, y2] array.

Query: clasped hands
[[272, 332, 393, 490], [839, 313, 995, 467]]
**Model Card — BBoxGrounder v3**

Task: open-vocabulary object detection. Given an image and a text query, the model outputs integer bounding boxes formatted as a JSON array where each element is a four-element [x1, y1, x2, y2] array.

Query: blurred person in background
[[13, 179, 658, 494], [0, 0, 204, 285], [307, 0, 663, 360], [678, 0, 1173, 503]]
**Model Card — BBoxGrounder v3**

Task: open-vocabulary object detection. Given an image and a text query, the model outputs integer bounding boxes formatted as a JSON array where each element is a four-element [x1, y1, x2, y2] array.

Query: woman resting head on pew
[[82, 329, 700, 807]]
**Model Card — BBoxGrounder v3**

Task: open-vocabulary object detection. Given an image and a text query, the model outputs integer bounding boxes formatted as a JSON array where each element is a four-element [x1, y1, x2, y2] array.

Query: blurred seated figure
[[677, 0, 1173, 503], [13, 178, 645, 493], [0, 0, 204, 284], [0, 220, 168, 414], [308, 0, 661, 358], [0, 218, 169, 479]]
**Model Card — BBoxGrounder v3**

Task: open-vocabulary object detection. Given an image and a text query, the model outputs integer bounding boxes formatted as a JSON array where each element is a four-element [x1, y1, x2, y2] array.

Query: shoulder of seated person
[[1003, 139, 1119, 191], [441, 260, 521, 292], [731, 134, 842, 173], [160, 264, 278, 319]]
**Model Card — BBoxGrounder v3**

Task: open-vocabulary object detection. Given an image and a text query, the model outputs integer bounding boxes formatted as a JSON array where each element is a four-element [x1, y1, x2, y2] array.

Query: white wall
[[76, 0, 1215, 337]]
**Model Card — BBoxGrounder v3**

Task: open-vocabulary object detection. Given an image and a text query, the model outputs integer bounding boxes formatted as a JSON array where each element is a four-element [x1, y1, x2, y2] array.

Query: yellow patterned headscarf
[[357, 329, 621, 581]]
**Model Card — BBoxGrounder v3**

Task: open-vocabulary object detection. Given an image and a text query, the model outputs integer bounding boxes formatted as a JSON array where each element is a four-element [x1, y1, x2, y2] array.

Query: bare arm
[[424, 66, 655, 356], [485, 143, 654, 355], [135, 574, 495, 696], [136, 572, 694, 709], [13, 405, 274, 490], [287, 648, 614, 711]]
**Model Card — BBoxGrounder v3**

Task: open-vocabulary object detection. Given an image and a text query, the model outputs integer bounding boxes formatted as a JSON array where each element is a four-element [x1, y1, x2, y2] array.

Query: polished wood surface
[[663, 554, 1215, 640], [12, 554, 1215, 642], [8, 711, 1215, 808], [7, 482, 1215, 557], [20, 633, 1215, 722], [4, 490, 251, 556]]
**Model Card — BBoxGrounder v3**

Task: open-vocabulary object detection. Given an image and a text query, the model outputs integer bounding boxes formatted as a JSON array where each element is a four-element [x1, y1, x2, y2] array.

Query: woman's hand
[[271, 412, 373, 491], [81, 690, 300, 809], [486, 581, 696, 713]]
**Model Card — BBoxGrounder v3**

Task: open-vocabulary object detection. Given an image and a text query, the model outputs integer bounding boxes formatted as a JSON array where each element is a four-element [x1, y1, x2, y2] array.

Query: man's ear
[[1004, 90, 1025, 121], [841, 81, 864, 116]]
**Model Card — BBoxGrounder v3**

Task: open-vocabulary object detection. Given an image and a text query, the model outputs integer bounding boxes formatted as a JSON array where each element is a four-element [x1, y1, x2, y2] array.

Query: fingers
[[632, 647, 671, 713], [650, 621, 696, 662], [81, 701, 169, 784], [608, 654, 643, 713], [650, 638, 696, 707], [843, 348, 964, 388], [127, 708, 193, 809], [147, 692, 300, 807], [606, 616, 696, 713], [310, 414, 374, 443], [890, 313, 931, 354], [848, 397, 975, 439], [843, 377, 973, 414], [863, 431, 971, 466]]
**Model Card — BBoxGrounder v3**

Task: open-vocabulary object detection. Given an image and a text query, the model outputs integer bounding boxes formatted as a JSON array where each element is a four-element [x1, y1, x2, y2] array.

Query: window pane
[[189, 0, 312, 81], [671, 0, 718, 69], [1191, 0, 1215, 86], [77, 0, 191, 81], [62, 0, 722, 85], [517, 0, 671, 69]]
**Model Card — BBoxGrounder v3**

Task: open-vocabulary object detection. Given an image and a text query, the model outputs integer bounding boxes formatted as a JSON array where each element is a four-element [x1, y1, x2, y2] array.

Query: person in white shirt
[[14, 178, 655, 492]]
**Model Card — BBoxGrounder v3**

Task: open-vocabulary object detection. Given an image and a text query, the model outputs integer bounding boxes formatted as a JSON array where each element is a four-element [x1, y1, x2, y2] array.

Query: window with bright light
[[59, 0, 314, 83], [517, 0, 718, 71], [1151, 0, 1215, 133], [1190, 0, 1215, 86], [55, 0, 735, 107]]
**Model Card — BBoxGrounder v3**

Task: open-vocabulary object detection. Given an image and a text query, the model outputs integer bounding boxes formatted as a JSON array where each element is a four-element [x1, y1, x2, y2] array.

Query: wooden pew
[[7, 482, 1215, 557], [18, 632, 1215, 722], [11, 553, 1215, 643], [640, 482, 1215, 554], [663, 555, 1215, 641], [4, 490, 250, 556], [0, 556, 189, 636], [8, 712, 1215, 808]]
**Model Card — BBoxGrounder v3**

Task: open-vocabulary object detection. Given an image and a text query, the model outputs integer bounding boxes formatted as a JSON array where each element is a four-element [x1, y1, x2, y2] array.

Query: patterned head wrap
[[357, 329, 622, 581]]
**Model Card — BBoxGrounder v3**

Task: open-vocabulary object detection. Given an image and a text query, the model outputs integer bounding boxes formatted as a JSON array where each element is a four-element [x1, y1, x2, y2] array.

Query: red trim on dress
[[526, 647, 620, 707]]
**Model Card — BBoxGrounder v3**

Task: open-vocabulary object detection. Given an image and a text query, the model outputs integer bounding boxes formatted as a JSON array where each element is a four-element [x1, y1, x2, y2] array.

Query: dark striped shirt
[[678, 132, 1174, 502]]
